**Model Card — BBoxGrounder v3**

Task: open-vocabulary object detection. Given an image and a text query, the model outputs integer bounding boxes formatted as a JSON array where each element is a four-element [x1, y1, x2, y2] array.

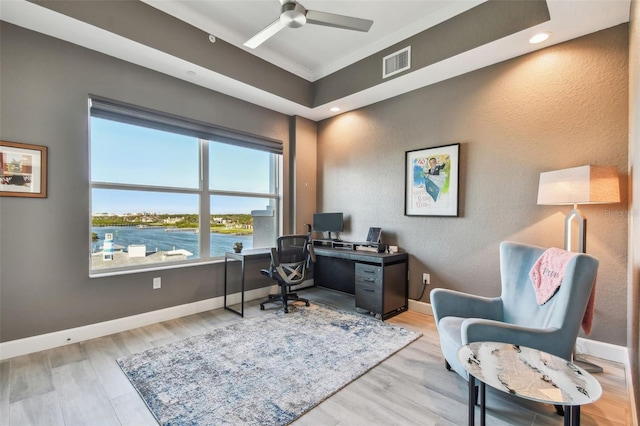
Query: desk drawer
[[355, 263, 382, 287], [355, 283, 381, 313], [355, 263, 382, 313]]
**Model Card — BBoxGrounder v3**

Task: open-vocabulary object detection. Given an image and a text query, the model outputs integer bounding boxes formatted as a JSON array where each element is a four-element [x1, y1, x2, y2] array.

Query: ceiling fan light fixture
[[280, 2, 307, 28]]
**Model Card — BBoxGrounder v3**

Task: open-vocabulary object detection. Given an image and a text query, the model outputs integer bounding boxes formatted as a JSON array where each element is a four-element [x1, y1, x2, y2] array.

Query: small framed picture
[[0, 141, 48, 198], [405, 143, 460, 216]]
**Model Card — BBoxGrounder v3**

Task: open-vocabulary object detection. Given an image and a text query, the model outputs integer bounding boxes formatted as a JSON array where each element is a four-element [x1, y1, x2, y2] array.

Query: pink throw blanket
[[529, 247, 576, 305], [529, 247, 596, 335], [582, 284, 596, 335]]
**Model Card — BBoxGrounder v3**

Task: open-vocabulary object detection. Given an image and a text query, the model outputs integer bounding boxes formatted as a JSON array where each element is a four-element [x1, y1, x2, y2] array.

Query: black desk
[[313, 248, 408, 319], [224, 248, 271, 317]]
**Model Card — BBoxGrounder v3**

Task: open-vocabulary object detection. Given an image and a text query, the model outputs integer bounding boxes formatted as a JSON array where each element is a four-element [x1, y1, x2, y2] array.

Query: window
[[89, 97, 281, 273]]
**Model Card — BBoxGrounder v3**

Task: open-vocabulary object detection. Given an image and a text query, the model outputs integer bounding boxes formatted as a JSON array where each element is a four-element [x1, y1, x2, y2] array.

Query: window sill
[[89, 257, 224, 278]]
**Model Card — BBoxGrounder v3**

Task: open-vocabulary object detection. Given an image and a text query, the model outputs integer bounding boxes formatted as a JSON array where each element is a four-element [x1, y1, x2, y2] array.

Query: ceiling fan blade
[[305, 10, 373, 32], [244, 18, 286, 49]]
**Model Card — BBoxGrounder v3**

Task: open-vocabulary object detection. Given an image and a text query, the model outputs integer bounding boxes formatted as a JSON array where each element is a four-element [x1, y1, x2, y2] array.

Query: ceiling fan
[[243, 0, 374, 49]]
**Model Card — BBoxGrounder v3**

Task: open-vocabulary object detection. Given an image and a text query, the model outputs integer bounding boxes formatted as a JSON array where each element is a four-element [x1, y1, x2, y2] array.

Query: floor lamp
[[537, 165, 620, 373]]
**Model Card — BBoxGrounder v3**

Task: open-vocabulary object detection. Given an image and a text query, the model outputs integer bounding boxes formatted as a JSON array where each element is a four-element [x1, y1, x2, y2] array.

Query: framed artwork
[[405, 143, 460, 216], [0, 141, 48, 198]]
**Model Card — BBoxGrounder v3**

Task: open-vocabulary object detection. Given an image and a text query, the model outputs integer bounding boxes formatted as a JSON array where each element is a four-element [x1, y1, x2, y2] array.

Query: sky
[[90, 118, 275, 215]]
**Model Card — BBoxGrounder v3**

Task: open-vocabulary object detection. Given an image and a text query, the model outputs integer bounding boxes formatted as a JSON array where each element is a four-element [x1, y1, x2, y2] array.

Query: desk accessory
[[366, 227, 382, 243]]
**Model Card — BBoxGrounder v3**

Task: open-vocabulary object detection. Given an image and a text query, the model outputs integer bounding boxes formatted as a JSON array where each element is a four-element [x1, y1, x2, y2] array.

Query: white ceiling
[[0, 0, 632, 121], [142, 0, 486, 81]]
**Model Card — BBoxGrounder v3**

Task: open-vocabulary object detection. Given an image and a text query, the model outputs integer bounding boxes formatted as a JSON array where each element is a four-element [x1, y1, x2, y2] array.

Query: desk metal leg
[[224, 256, 229, 310], [240, 256, 245, 317], [223, 256, 244, 317]]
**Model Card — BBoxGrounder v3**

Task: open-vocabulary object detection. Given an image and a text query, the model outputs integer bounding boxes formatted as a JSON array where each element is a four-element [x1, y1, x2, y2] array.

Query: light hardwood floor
[[1, 287, 632, 425]]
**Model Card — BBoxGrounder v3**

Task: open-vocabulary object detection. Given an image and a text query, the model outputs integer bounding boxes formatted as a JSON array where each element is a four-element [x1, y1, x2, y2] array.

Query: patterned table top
[[457, 341, 602, 406]]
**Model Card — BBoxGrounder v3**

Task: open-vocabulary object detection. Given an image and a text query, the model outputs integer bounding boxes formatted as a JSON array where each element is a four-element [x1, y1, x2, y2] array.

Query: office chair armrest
[[261, 247, 279, 279], [308, 243, 316, 263], [430, 288, 503, 324], [462, 319, 567, 359], [269, 246, 279, 267]]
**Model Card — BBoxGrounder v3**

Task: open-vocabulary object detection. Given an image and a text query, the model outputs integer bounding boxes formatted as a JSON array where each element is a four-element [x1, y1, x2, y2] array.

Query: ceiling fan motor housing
[[280, 2, 307, 28]]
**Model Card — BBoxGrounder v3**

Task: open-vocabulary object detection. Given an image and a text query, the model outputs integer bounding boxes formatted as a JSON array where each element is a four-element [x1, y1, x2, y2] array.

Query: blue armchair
[[430, 241, 599, 380]]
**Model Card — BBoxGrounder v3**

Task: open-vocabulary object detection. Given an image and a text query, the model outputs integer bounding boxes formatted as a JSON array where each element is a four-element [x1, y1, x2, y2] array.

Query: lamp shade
[[537, 165, 620, 205]]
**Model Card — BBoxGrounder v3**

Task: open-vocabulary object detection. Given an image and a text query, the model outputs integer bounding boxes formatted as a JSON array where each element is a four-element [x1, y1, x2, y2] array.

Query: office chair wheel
[[305, 301, 310, 306], [260, 304, 265, 310], [284, 307, 289, 313]]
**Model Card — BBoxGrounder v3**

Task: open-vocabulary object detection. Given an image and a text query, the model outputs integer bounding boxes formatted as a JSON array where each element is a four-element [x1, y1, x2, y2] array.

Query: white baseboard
[[0, 285, 277, 361], [575, 337, 628, 365], [408, 299, 628, 366], [408, 298, 433, 316]]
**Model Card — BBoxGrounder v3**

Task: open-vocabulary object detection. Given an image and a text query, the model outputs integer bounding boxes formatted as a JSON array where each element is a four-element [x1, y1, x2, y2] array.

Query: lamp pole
[[565, 203, 587, 253]]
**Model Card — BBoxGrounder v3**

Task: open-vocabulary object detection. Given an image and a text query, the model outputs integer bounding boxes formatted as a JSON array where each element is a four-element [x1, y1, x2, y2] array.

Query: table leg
[[480, 382, 486, 426], [468, 375, 475, 426], [563, 405, 581, 426], [571, 406, 580, 426]]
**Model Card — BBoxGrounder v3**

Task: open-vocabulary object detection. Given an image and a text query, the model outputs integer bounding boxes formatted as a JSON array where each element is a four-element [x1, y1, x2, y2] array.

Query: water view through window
[[90, 112, 279, 272]]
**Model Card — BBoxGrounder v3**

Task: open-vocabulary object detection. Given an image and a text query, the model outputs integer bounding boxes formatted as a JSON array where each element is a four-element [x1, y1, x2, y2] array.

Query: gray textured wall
[[313, 0, 550, 106], [31, 0, 313, 107], [0, 23, 291, 342], [0, 18, 633, 354], [317, 25, 630, 346]]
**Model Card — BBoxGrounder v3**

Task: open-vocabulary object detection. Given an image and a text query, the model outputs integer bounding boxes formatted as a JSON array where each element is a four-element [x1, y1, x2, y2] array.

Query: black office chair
[[260, 234, 315, 313]]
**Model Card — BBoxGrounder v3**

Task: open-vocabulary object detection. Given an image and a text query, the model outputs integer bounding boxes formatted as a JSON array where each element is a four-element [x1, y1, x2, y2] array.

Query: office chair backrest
[[271, 234, 311, 286], [499, 241, 598, 358], [277, 235, 309, 263]]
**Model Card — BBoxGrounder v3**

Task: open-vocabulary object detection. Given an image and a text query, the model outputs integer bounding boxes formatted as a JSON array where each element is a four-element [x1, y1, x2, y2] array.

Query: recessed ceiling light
[[330, 107, 340, 112], [529, 32, 551, 44]]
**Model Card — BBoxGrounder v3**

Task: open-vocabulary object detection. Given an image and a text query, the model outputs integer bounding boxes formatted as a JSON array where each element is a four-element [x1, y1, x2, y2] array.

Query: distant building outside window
[[89, 97, 281, 274]]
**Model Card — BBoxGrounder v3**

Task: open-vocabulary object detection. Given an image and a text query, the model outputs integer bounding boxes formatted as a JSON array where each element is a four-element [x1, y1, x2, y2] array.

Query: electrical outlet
[[423, 273, 430, 285], [153, 277, 161, 289]]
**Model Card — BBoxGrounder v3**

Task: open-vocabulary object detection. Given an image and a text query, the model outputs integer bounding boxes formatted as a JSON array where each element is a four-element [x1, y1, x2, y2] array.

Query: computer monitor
[[312, 212, 344, 240]]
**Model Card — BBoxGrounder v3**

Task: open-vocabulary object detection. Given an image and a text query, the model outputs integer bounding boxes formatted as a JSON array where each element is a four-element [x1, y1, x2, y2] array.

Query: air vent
[[383, 46, 411, 79]]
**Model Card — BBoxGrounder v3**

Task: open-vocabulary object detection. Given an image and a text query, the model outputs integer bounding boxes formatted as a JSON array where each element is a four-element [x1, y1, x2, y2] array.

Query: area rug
[[117, 304, 421, 425]]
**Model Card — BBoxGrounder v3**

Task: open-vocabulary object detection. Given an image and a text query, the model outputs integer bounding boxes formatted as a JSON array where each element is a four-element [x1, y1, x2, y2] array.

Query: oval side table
[[457, 341, 602, 426]]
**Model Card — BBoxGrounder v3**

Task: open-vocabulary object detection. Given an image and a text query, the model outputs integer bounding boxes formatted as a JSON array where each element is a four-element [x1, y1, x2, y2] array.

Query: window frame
[[88, 97, 282, 276]]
